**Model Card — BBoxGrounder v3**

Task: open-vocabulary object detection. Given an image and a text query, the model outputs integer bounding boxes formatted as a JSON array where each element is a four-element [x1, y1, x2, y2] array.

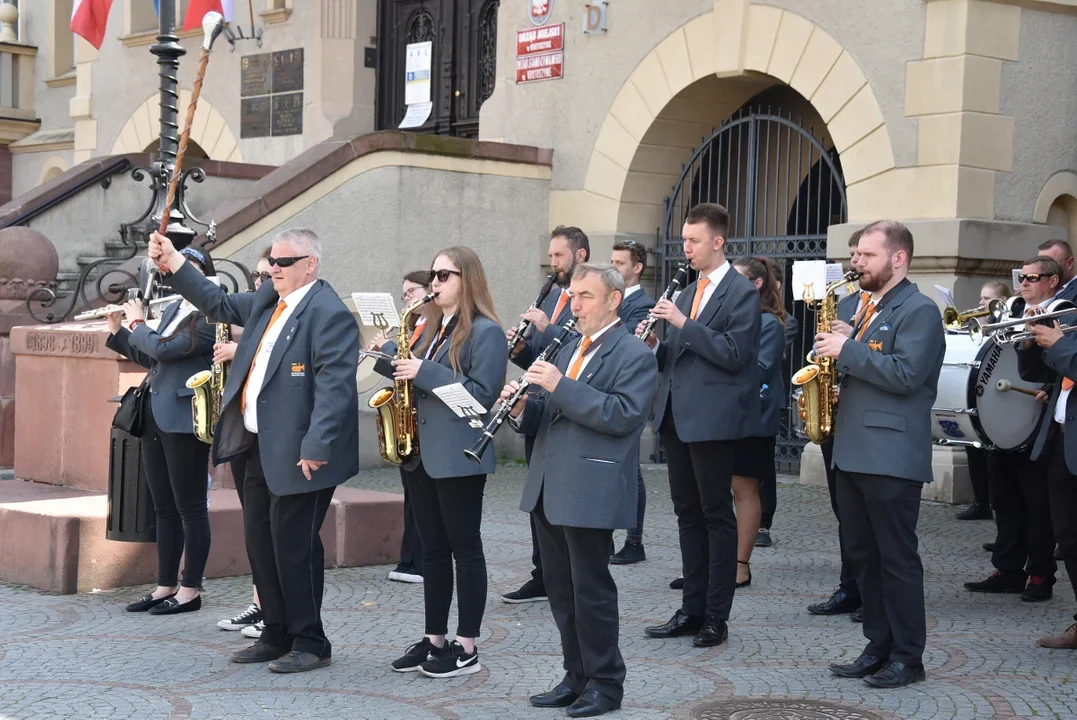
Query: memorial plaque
[[241, 96, 272, 138], [272, 49, 304, 94], [240, 53, 272, 97], [271, 92, 304, 136]]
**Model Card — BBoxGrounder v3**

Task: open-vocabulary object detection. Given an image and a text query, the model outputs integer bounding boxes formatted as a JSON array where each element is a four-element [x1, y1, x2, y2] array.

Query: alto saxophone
[[791, 271, 861, 444], [369, 292, 438, 465], [187, 322, 230, 444]]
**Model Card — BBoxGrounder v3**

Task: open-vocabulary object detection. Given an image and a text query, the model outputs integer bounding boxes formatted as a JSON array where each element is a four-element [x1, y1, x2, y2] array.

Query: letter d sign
[[583, 1, 607, 35]]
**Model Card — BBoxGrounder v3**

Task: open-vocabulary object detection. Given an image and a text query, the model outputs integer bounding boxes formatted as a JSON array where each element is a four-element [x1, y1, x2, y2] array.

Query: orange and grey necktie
[[551, 290, 569, 323], [855, 300, 877, 341], [566, 337, 593, 380], [689, 278, 712, 320], [241, 300, 288, 414]]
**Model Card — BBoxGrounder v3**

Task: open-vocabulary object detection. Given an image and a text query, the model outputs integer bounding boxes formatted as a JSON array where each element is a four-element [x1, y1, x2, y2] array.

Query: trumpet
[[637, 263, 688, 340], [73, 293, 185, 321], [943, 298, 1005, 330], [971, 298, 1077, 345], [508, 271, 558, 355], [464, 318, 578, 464]]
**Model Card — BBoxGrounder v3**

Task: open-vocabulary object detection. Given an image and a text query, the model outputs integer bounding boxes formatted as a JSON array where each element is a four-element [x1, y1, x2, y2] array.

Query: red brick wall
[[0, 145, 11, 206]]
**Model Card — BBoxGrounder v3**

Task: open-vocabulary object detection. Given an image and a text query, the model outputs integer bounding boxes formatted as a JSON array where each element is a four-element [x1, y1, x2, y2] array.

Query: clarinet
[[636, 263, 689, 339], [507, 272, 559, 354], [465, 318, 578, 464]]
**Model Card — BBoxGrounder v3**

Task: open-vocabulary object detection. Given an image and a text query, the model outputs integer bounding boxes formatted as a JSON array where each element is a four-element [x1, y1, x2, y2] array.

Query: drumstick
[[996, 379, 1040, 397]]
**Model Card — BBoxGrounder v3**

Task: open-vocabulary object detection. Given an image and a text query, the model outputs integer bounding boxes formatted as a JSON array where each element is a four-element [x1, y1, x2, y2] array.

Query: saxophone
[[791, 271, 862, 444], [187, 322, 230, 444], [368, 292, 438, 465]]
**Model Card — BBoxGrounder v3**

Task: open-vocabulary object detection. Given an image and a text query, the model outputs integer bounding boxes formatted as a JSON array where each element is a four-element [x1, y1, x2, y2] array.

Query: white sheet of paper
[[825, 263, 852, 296], [1012, 268, 1022, 294], [934, 284, 956, 308], [792, 260, 827, 302], [433, 383, 487, 421], [399, 101, 433, 129], [351, 292, 399, 328]]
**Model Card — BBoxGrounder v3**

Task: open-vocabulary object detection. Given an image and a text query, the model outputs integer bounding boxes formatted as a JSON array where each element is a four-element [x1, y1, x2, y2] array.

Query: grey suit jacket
[[105, 301, 215, 435], [652, 267, 762, 442], [516, 324, 658, 529], [831, 280, 945, 483], [168, 262, 361, 496], [618, 288, 655, 329], [512, 285, 574, 369], [757, 312, 786, 437], [374, 315, 505, 478]]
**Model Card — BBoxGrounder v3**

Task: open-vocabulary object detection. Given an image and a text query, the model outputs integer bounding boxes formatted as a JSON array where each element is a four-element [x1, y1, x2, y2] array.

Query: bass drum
[[932, 332, 1042, 450]]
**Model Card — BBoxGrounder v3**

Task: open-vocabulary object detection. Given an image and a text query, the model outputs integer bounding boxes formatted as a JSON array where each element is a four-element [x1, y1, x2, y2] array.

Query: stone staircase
[[58, 238, 140, 298]]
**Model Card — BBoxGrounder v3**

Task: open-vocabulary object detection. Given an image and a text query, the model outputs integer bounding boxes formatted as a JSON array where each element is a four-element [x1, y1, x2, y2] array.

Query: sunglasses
[[267, 255, 310, 268], [428, 269, 462, 283], [253, 271, 272, 282], [1018, 272, 1055, 284]]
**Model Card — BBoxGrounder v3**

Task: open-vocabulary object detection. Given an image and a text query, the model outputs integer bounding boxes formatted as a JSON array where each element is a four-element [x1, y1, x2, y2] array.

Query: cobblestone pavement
[[1, 464, 1075, 719]]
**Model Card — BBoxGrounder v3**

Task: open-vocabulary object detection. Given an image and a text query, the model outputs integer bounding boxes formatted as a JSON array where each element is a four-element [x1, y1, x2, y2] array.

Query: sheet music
[[825, 263, 852, 296], [1011, 268, 1022, 294], [792, 260, 827, 302], [433, 383, 487, 421], [351, 293, 399, 328], [934, 284, 956, 308]]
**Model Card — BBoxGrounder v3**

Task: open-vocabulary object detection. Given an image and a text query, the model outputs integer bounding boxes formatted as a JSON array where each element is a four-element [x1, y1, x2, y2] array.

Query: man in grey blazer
[[149, 228, 360, 673], [813, 220, 944, 688], [1040, 238, 1077, 303], [639, 203, 762, 648], [503, 226, 590, 605], [503, 261, 658, 718]]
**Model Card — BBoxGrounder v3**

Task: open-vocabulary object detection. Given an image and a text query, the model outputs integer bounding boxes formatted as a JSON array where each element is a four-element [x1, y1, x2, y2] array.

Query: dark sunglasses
[[253, 271, 272, 282], [267, 255, 310, 268], [1018, 272, 1055, 284], [428, 269, 462, 283]]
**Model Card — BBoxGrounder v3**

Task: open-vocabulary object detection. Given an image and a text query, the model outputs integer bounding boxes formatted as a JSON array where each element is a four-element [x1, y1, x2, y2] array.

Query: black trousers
[[660, 410, 737, 620], [1046, 429, 1077, 619], [141, 402, 211, 589], [238, 443, 335, 657], [821, 439, 859, 600], [988, 449, 1055, 580], [398, 471, 424, 572], [836, 468, 926, 665], [626, 465, 646, 543], [533, 497, 625, 702], [759, 457, 777, 530], [229, 454, 257, 588], [966, 446, 990, 507], [525, 433, 544, 586], [403, 461, 487, 638]]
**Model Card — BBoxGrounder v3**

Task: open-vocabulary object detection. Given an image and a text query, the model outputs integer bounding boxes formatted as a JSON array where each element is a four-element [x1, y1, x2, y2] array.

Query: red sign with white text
[[516, 51, 564, 84], [517, 24, 564, 57]]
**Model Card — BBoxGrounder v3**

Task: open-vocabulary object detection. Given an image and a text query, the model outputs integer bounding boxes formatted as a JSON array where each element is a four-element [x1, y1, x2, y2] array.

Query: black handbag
[[112, 378, 149, 437]]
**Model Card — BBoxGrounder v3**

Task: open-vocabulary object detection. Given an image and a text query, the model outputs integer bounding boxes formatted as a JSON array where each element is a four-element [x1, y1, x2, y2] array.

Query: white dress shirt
[[693, 261, 731, 317], [624, 284, 641, 298], [160, 300, 196, 336], [425, 313, 455, 359], [564, 318, 620, 380], [243, 280, 317, 433]]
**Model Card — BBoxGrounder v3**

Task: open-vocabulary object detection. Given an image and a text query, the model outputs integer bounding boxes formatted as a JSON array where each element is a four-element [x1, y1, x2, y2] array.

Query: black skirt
[[733, 435, 777, 480]]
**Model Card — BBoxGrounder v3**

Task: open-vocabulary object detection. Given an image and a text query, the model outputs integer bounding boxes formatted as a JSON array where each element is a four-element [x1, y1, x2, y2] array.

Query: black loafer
[[268, 650, 332, 673], [851, 608, 863, 623], [807, 590, 860, 616], [669, 577, 685, 590], [863, 661, 925, 688], [229, 640, 289, 664], [645, 609, 704, 638], [566, 689, 621, 718], [125, 593, 175, 613], [529, 682, 582, 708], [692, 616, 728, 647], [148, 595, 202, 615], [828, 653, 887, 678]]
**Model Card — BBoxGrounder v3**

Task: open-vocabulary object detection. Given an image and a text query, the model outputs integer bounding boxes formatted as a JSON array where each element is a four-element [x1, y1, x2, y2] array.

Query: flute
[[465, 318, 578, 464], [636, 263, 689, 339], [507, 272, 558, 354]]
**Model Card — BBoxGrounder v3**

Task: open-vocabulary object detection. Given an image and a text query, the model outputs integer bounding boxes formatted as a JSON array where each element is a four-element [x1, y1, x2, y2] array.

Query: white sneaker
[[388, 571, 424, 584], [217, 604, 262, 631], [241, 620, 264, 639]]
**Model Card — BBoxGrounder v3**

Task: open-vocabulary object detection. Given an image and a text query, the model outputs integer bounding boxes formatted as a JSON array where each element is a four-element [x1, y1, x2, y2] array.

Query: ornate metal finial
[[202, 11, 226, 50]]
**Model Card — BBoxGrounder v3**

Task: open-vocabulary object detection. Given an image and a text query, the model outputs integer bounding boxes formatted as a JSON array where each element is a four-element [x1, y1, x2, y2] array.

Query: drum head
[[971, 339, 1042, 450]]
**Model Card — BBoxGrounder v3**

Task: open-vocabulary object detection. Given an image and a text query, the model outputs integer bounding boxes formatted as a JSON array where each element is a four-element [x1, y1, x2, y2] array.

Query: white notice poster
[[400, 41, 433, 129]]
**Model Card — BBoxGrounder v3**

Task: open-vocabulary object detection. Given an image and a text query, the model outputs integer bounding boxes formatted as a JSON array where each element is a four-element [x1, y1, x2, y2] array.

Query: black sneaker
[[391, 637, 446, 673], [1021, 576, 1053, 602], [964, 570, 1025, 593], [610, 541, 646, 565], [956, 503, 992, 520], [217, 604, 262, 631], [418, 640, 481, 678], [502, 578, 547, 604]]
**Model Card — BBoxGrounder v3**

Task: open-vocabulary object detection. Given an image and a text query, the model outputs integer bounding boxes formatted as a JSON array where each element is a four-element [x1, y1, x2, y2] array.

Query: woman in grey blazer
[[105, 246, 217, 616], [372, 246, 504, 680], [730, 257, 787, 588]]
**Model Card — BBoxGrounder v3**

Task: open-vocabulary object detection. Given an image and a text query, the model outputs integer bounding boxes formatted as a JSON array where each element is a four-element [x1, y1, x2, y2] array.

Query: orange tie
[[855, 300, 877, 341], [409, 321, 425, 348], [551, 290, 569, 323], [241, 300, 288, 414], [566, 337, 593, 380], [1064, 378, 1074, 392], [689, 278, 712, 320]]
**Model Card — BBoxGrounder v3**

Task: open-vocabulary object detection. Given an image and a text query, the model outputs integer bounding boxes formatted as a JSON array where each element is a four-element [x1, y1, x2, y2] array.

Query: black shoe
[[807, 590, 860, 615], [736, 560, 751, 589], [957, 503, 992, 520], [610, 540, 646, 565], [125, 592, 175, 613], [851, 608, 863, 623], [148, 594, 202, 616], [692, 616, 728, 647], [669, 576, 685, 590], [1021, 575, 1053, 602], [566, 689, 621, 718], [268, 650, 331, 673], [964, 570, 1025, 593], [983, 542, 996, 552], [529, 682, 582, 708], [390, 637, 446, 673], [502, 578, 547, 604], [645, 609, 704, 638], [418, 640, 480, 678], [754, 527, 773, 547], [863, 661, 925, 688], [229, 640, 289, 664], [828, 653, 888, 678]]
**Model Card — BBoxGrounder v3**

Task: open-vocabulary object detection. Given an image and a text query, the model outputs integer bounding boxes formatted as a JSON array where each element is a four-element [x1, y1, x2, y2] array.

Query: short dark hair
[[551, 226, 590, 261], [612, 240, 647, 273], [848, 228, 864, 247], [685, 203, 730, 238], [1038, 238, 1073, 260], [404, 269, 430, 288], [1025, 255, 1063, 277], [860, 219, 914, 259]]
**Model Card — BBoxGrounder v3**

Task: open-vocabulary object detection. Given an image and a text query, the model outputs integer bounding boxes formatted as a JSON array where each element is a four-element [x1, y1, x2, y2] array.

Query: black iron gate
[[659, 109, 848, 472]]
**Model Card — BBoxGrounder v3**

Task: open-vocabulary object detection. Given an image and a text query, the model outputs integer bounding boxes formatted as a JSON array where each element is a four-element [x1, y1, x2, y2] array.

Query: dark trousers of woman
[[403, 461, 487, 638], [141, 401, 211, 588], [966, 446, 991, 507], [759, 442, 779, 530], [626, 466, 646, 543], [399, 473, 425, 572]]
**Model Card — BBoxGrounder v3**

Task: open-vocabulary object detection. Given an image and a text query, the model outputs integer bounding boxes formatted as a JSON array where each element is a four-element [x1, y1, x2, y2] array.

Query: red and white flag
[[70, 0, 114, 50], [183, 0, 236, 32]]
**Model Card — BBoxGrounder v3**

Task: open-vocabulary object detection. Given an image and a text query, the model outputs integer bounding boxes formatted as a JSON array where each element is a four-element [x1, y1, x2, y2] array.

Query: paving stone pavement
[[1, 464, 1075, 720]]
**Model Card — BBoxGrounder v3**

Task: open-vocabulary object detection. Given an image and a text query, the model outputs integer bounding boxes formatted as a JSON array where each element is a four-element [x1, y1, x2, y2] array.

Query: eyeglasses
[[401, 286, 427, 302], [253, 271, 272, 282], [1018, 273, 1055, 284], [428, 269, 462, 283], [267, 255, 310, 268]]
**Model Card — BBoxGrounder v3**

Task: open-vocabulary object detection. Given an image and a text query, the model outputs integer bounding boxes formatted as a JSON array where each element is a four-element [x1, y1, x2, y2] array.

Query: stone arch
[[1034, 172, 1077, 241], [581, 2, 894, 235], [37, 156, 70, 187], [109, 92, 243, 163]]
